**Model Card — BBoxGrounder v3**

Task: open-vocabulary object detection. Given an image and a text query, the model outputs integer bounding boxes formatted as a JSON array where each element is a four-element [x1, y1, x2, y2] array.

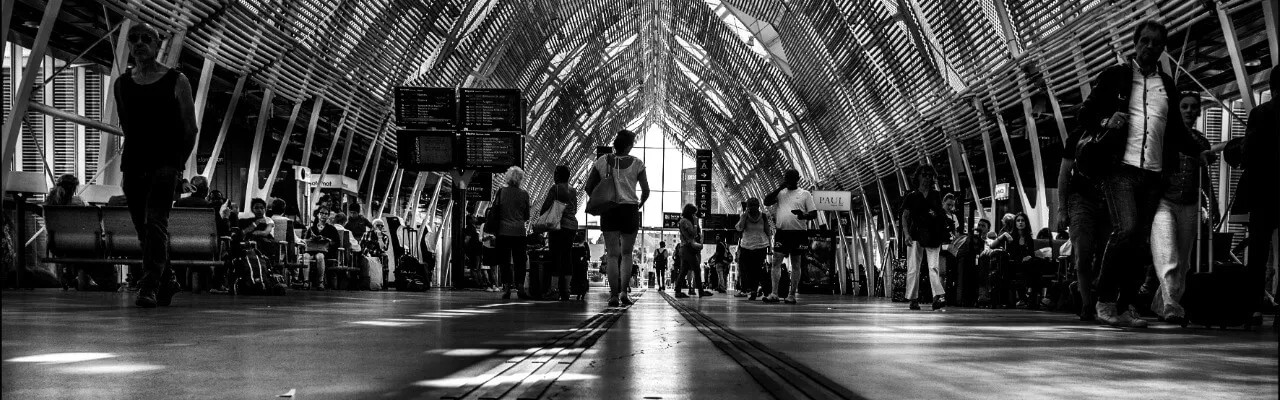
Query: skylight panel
[[606, 34, 637, 58], [674, 35, 708, 64]]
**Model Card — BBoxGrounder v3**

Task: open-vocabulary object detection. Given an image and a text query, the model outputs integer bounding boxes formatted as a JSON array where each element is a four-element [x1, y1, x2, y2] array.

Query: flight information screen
[[461, 131, 523, 171]]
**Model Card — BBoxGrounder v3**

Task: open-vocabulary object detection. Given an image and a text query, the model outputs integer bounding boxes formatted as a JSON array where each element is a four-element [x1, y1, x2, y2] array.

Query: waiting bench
[[41, 205, 223, 267]]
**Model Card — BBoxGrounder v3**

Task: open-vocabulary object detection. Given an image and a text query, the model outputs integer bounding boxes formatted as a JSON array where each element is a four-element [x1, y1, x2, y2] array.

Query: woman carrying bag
[[491, 167, 532, 299], [584, 129, 651, 307], [534, 165, 579, 301], [675, 203, 712, 298]]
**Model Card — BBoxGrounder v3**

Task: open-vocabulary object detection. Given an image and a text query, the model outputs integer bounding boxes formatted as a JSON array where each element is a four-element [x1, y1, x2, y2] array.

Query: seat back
[[169, 207, 220, 259], [101, 206, 141, 257], [42, 205, 102, 257]]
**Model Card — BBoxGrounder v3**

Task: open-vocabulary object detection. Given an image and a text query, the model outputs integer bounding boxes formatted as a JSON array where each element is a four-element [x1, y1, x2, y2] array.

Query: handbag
[[585, 155, 621, 215], [484, 188, 503, 235], [305, 236, 330, 253], [1073, 127, 1118, 180], [533, 198, 567, 233]]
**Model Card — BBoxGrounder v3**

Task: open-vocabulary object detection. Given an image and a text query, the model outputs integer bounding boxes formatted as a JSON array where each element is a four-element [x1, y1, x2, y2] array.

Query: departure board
[[396, 129, 455, 171], [460, 88, 522, 131], [394, 87, 455, 129], [461, 131, 523, 171]]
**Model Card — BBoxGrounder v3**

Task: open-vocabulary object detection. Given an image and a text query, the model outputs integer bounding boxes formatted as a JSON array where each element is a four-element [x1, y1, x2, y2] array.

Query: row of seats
[[41, 205, 222, 267]]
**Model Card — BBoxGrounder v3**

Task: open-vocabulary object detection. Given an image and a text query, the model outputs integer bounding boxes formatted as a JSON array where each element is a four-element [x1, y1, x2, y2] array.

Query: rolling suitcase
[[1180, 172, 1255, 330]]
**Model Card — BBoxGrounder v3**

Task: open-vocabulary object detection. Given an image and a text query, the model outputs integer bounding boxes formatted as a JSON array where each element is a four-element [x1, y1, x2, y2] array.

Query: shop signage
[[813, 190, 852, 211], [994, 183, 1010, 201]]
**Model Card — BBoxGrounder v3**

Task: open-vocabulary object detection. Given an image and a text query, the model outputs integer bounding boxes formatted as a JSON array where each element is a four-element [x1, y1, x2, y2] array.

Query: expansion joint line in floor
[[659, 292, 866, 400]]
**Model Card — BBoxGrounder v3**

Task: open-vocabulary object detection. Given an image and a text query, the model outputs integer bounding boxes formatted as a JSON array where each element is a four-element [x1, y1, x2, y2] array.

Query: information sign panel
[[695, 149, 712, 181], [396, 129, 455, 171], [695, 181, 712, 217], [461, 131, 524, 172], [663, 213, 682, 229], [460, 88, 523, 131], [394, 87, 455, 129], [466, 172, 492, 201], [813, 191, 853, 211], [994, 183, 1010, 201]]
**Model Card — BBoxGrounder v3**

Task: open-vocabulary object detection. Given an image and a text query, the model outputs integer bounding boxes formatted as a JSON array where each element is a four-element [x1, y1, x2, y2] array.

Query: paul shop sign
[[813, 191, 852, 211]]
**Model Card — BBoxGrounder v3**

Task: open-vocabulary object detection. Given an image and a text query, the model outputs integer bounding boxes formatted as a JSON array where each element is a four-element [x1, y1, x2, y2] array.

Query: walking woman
[[675, 203, 712, 298], [541, 165, 578, 301], [493, 166, 532, 299], [583, 129, 650, 307]]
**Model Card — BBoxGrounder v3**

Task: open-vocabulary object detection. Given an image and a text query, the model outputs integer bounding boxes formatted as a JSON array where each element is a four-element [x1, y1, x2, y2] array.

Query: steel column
[[97, 19, 133, 187], [186, 57, 217, 177], [994, 113, 1036, 222], [1216, 2, 1256, 110], [240, 88, 276, 207], [257, 101, 305, 207], [1262, 0, 1278, 66], [971, 97, 999, 212], [200, 75, 246, 177], [2, 0, 63, 192], [299, 97, 325, 168]]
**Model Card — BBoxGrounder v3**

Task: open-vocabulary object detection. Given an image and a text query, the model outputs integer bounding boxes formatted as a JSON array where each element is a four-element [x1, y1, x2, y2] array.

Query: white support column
[[1261, 0, 1278, 66], [1019, 91, 1050, 231], [200, 75, 246, 177], [97, 19, 132, 187], [2, 0, 63, 191], [75, 67, 86, 180], [186, 57, 216, 177], [161, 29, 187, 66], [362, 137, 385, 214], [1216, 2, 1256, 111], [9, 44, 22, 174], [258, 101, 304, 206], [299, 97, 324, 168], [241, 88, 276, 207], [949, 133, 986, 221], [971, 97, 999, 209], [42, 55, 55, 185], [379, 168, 402, 220], [1217, 107, 1232, 224], [994, 113, 1036, 221]]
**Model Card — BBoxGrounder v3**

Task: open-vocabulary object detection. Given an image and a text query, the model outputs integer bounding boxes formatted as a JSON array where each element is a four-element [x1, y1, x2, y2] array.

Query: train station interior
[[3, 0, 1278, 399]]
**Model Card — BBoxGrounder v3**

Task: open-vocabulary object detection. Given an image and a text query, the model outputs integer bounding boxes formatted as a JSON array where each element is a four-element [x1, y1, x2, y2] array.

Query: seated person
[[175, 176, 212, 208], [239, 198, 276, 255], [988, 212, 1037, 308], [266, 198, 296, 262], [302, 207, 340, 290]]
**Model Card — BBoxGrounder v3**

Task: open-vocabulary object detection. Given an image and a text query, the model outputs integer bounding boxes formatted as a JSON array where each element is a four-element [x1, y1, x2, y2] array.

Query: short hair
[[128, 23, 162, 40], [270, 198, 287, 214], [1179, 91, 1201, 105], [614, 129, 637, 150], [250, 198, 267, 208], [1131, 20, 1168, 44], [942, 193, 957, 203], [784, 169, 801, 181], [912, 165, 936, 181], [208, 190, 226, 202], [746, 197, 761, 208], [505, 166, 525, 187], [348, 202, 361, 212], [190, 175, 209, 190], [977, 218, 990, 227], [313, 206, 330, 217], [554, 165, 571, 183], [332, 212, 348, 225], [659, 241, 666, 247]]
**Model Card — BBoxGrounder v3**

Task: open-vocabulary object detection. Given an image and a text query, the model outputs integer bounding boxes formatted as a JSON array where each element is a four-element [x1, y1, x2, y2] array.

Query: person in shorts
[[763, 169, 816, 304]]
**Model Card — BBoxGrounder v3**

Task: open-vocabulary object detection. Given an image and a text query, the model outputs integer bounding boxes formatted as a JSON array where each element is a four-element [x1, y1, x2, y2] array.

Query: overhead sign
[[461, 131, 524, 172], [994, 183, 1010, 201], [466, 172, 492, 201], [460, 88, 523, 131], [310, 174, 359, 194], [394, 87, 456, 129], [293, 165, 311, 182], [695, 181, 712, 217], [695, 149, 713, 181], [813, 190, 852, 211], [396, 129, 455, 171], [663, 213, 682, 229]]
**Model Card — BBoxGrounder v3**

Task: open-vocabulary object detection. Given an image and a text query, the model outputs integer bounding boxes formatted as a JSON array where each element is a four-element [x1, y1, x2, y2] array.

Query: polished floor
[[2, 287, 1276, 399]]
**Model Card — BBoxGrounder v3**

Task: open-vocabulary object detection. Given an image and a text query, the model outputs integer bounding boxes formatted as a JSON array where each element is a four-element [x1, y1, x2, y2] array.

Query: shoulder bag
[[533, 188, 567, 233], [585, 155, 621, 215]]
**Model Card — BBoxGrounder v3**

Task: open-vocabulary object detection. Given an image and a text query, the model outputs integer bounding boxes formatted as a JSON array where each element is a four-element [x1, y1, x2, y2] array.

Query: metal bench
[[42, 206, 223, 268]]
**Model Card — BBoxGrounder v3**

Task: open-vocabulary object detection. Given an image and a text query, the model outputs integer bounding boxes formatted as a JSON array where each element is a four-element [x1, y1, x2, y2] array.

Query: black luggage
[[231, 248, 285, 296], [1183, 261, 1255, 329], [569, 245, 590, 300]]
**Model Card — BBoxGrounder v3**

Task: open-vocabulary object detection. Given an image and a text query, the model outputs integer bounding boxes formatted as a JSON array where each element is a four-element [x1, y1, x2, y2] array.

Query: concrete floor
[[2, 288, 1275, 399]]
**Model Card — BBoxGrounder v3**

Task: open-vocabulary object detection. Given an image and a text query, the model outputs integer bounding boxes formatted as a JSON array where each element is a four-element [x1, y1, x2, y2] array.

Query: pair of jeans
[[122, 167, 180, 290], [906, 241, 944, 301], [1097, 165, 1163, 310], [1149, 199, 1197, 317], [496, 235, 529, 293], [738, 247, 767, 294], [676, 245, 702, 292], [1068, 189, 1111, 315]]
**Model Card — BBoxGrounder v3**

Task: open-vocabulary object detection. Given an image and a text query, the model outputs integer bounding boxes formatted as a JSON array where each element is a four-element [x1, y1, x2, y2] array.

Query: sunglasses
[[127, 34, 157, 45]]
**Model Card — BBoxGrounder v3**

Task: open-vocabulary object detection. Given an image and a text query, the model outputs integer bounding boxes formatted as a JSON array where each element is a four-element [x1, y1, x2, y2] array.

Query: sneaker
[[909, 299, 921, 310], [932, 295, 946, 311], [608, 296, 620, 307], [620, 296, 634, 306], [734, 291, 748, 298], [209, 286, 230, 295], [1117, 309, 1149, 328], [763, 294, 780, 303], [674, 292, 690, 298], [784, 295, 797, 304], [1165, 315, 1188, 327], [157, 278, 181, 307], [698, 291, 714, 297], [135, 289, 158, 308], [1096, 302, 1121, 326]]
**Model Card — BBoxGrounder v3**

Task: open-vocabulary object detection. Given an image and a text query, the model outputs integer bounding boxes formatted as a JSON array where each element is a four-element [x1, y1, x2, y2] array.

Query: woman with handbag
[[583, 129, 651, 307], [898, 165, 948, 311], [302, 207, 339, 290], [537, 165, 578, 301], [675, 204, 712, 298], [492, 166, 532, 299]]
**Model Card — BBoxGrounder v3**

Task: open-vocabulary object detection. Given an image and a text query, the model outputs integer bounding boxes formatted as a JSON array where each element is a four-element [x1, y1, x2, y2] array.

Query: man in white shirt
[[763, 169, 817, 304]]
